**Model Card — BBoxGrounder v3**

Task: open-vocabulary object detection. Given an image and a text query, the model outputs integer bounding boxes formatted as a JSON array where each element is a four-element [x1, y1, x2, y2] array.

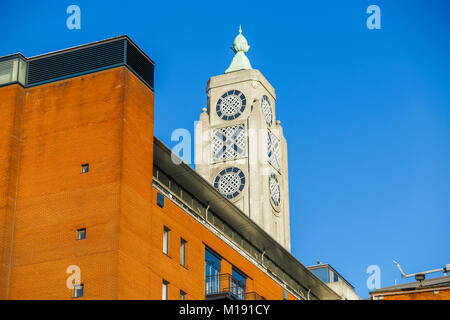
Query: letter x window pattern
[[212, 125, 246, 161], [267, 130, 281, 171]]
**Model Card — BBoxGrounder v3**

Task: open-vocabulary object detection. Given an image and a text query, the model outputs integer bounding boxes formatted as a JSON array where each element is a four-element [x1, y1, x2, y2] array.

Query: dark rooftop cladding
[[0, 36, 154, 90]]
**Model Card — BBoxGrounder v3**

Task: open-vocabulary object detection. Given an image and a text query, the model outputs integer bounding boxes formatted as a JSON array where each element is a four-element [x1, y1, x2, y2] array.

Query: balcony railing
[[246, 292, 266, 300], [205, 273, 246, 300]]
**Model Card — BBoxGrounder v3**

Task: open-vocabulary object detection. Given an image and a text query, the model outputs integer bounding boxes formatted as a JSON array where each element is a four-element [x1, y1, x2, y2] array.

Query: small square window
[[157, 192, 164, 208], [73, 284, 84, 298], [76, 228, 86, 240], [81, 164, 89, 174]]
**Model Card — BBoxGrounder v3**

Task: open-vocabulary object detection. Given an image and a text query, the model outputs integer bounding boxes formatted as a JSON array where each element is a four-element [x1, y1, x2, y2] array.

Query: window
[[180, 290, 186, 300], [81, 164, 89, 174], [232, 267, 247, 300], [311, 267, 329, 283], [73, 284, 84, 298], [205, 248, 222, 296], [212, 125, 246, 161], [76, 228, 86, 240], [162, 280, 169, 300], [157, 192, 164, 208], [332, 271, 339, 282], [282, 288, 288, 300], [163, 227, 170, 255], [180, 238, 187, 267]]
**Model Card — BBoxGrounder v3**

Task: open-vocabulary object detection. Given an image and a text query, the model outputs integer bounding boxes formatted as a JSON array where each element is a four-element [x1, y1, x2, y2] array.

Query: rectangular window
[[180, 238, 187, 266], [157, 192, 164, 208], [162, 279, 169, 300], [163, 227, 170, 255], [180, 290, 186, 300], [311, 267, 329, 283], [76, 228, 86, 240], [81, 164, 89, 174], [205, 247, 222, 296], [232, 267, 247, 300], [73, 284, 84, 298], [332, 271, 339, 282]]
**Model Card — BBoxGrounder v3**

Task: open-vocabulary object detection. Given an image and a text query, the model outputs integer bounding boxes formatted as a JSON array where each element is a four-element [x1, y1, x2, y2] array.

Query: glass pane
[[311, 268, 329, 283], [162, 281, 168, 300], [232, 267, 247, 299], [18, 58, 26, 84], [180, 239, 186, 266], [0, 59, 18, 85], [163, 227, 169, 254], [333, 272, 339, 282], [0, 57, 27, 86], [205, 248, 221, 296]]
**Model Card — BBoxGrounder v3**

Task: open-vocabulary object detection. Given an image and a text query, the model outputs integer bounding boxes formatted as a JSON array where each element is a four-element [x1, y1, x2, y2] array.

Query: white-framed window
[[76, 228, 86, 240], [73, 284, 84, 298], [180, 238, 187, 267], [162, 279, 169, 300], [163, 226, 170, 255]]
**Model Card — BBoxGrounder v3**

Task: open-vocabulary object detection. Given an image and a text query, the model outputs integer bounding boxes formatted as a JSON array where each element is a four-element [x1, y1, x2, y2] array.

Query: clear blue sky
[[1, 0, 449, 298]]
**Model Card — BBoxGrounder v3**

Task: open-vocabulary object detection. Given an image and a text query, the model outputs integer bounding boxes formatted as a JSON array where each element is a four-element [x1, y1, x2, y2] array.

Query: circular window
[[214, 167, 246, 199], [261, 95, 273, 126], [216, 90, 246, 120], [269, 173, 281, 208]]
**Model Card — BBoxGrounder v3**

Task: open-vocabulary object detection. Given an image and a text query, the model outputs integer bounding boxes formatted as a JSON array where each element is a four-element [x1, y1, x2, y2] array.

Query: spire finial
[[225, 25, 252, 73]]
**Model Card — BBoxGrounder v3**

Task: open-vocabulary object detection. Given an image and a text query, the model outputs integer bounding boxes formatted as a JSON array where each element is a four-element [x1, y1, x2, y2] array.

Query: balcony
[[246, 292, 266, 300], [205, 273, 246, 300]]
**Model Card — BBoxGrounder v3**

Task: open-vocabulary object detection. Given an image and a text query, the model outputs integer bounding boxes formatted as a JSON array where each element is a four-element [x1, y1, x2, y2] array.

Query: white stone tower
[[195, 27, 291, 251]]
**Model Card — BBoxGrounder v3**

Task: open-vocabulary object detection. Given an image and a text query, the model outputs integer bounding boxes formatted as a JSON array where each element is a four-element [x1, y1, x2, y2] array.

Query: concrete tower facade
[[195, 28, 291, 251]]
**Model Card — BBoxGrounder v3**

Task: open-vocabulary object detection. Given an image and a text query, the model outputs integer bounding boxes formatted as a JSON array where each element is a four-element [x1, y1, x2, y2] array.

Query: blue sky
[[1, 0, 449, 298]]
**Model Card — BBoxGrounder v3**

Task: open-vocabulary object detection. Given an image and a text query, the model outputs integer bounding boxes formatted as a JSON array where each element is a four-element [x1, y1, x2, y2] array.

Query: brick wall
[[0, 66, 298, 300]]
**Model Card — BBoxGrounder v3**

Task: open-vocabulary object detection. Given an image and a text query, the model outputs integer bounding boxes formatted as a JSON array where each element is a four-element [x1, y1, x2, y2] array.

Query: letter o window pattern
[[216, 90, 246, 120], [214, 167, 245, 199]]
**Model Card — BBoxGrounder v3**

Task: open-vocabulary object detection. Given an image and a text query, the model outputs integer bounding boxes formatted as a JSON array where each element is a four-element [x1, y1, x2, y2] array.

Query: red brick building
[[371, 276, 450, 300], [0, 36, 340, 300]]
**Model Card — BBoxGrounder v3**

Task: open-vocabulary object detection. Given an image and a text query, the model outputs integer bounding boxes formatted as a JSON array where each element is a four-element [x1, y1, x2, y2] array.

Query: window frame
[[163, 226, 170, 255], [81, 163, 89, 174], [162, 279, 169, 300], [76, 228, 86, 240], [180, 238, 187, 267], [73, 284, 84, 298]]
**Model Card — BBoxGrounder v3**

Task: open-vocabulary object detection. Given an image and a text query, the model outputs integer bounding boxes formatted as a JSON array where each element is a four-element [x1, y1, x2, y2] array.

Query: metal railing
[[205, 274, 246, 300], [246, 292, 266, 300]]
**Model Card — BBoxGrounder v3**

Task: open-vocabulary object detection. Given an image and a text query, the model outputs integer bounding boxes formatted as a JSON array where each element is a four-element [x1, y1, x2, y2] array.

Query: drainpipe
[[307, 288, 311, 300], [205, 204, 210, 222], [261, 250, 266, 268]]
